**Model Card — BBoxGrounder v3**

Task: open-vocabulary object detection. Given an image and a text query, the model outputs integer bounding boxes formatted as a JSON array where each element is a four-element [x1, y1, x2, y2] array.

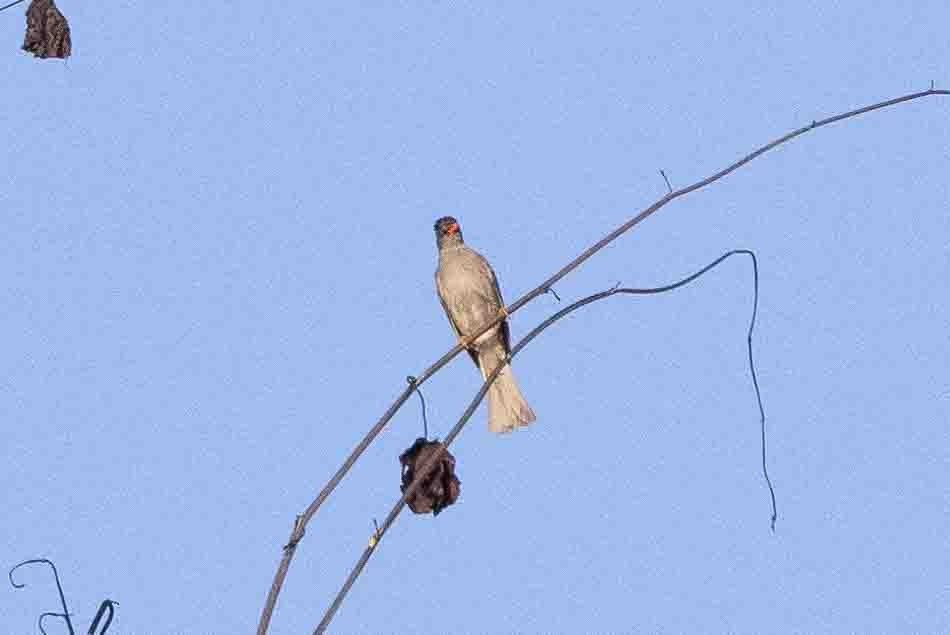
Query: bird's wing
[[478, 253, 512, 356], [435, 269, 480, 367]]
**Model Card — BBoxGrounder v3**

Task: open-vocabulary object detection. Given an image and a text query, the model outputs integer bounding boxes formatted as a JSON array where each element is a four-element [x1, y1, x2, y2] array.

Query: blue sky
[[2, 2, 948, 633]]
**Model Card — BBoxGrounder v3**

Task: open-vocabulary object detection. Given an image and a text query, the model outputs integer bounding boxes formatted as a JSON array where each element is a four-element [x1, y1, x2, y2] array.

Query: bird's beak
[[446, 223, 460, 235]]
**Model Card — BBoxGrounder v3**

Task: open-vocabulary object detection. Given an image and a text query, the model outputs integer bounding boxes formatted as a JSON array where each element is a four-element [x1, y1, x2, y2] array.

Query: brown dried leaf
[[399, 438, 461, 515], [22, 0, 71, 60]]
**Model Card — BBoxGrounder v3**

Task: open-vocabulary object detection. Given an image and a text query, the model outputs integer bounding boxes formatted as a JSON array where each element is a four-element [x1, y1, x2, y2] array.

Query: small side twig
[[660, 169, 673, 193], [369, 519, 381, 548], [406, 376, 429, 439], [0, 0, 27, 14]]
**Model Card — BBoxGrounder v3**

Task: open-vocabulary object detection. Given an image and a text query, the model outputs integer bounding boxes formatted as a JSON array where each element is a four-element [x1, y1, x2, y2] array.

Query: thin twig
[[660, 169, 673, 193], [314, 250, 764, 633], [87, 600, 119, 635], [744, 254, 778, 531], [406, 376, 429, 439], [0, 0, 27, 14], [258, 86, 949, 634]]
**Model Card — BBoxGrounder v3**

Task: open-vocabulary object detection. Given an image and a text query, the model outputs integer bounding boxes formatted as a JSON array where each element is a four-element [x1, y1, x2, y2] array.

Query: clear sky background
[[2, 3, 948, 633]]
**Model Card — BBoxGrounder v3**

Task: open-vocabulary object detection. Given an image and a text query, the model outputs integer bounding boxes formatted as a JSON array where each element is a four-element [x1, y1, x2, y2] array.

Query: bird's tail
[[478, 345, 535, 434]]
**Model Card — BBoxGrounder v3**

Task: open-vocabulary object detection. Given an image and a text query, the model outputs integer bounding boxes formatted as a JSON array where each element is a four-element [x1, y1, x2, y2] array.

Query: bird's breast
[[436, 248, 502, 339]]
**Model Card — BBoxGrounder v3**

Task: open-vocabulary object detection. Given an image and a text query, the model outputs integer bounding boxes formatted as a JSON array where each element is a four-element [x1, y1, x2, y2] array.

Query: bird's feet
[[457, 333, 477, 349], [457, 308, 509, 350]]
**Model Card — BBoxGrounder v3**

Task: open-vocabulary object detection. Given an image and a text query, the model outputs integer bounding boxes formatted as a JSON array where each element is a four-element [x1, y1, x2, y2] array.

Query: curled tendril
[[9, 558, 118, 634], [38, 612, 72, 635], [9, 558, 75, 634]]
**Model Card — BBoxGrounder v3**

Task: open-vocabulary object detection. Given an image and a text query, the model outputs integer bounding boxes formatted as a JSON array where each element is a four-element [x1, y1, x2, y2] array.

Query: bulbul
[[434, 216, 536, 433]]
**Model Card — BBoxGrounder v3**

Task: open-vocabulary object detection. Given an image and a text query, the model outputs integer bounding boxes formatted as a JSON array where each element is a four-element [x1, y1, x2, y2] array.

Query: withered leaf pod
[[22, 0, 71, 59], [399, 438, 461, 515]]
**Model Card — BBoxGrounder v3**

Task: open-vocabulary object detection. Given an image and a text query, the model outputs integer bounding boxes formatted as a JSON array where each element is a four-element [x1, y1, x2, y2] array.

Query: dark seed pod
[[22, 0, 71, 59], [399, 438, 461, 515]]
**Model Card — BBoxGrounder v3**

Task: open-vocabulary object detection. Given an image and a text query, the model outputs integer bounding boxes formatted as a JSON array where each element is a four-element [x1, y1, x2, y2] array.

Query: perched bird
[[434, 216, 536, 433]]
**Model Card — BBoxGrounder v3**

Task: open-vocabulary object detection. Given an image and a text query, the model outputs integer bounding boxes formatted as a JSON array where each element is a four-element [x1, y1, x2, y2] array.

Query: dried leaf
[[399, 438, 461, 515], [22, 0, 71, 59]]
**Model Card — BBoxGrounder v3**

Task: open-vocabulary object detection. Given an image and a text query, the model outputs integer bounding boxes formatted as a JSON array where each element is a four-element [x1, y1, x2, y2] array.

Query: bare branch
[[314, 249, 764, 633], [258, 86, 949, 634]]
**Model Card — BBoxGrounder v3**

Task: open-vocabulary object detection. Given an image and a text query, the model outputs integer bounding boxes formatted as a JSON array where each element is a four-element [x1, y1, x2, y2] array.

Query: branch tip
[[368, 519, 382, 548], [283, 515, 306, 551]]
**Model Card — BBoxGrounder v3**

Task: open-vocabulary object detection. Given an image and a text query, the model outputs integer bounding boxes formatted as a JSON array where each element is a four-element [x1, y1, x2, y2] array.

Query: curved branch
[[314, 250, 764, 633], [258, 86, 949, 634]]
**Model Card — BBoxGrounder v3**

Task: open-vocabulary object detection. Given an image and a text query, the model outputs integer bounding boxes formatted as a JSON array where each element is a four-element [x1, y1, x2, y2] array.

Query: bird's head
[[434, 216, 464, 249]]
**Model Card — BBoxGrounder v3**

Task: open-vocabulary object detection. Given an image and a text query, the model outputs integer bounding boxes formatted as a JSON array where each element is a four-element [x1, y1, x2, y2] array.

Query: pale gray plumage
[[434, 216, 535, 433]]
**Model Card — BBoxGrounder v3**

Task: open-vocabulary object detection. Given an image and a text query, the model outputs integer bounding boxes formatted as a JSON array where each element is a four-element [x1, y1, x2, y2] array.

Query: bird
[[434, 216, 536, 433]]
